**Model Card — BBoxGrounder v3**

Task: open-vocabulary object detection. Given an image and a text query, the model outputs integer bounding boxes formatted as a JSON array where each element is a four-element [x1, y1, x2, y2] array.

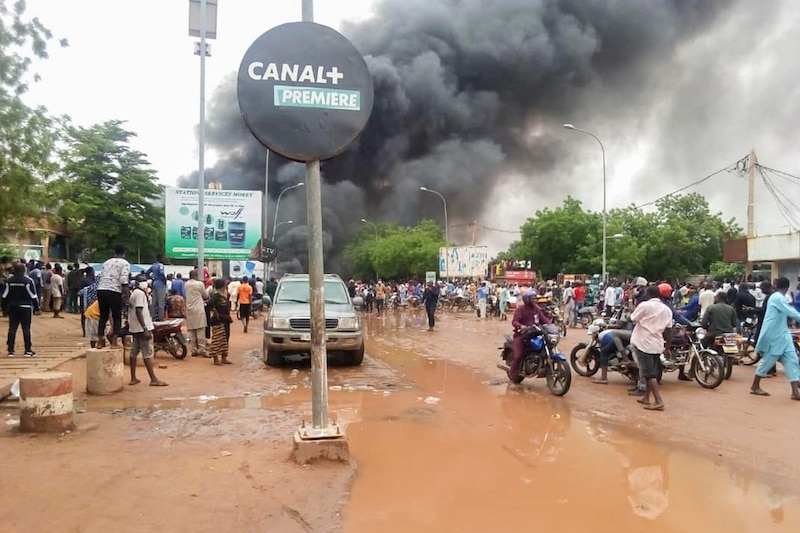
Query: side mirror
[[352, 296, 364, 307], [262, 295, 272, 308]]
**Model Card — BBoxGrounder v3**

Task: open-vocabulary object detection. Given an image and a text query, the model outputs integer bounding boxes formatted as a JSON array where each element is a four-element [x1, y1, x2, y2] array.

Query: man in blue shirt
[[477, 281, 489, 319], [171, 273, 185, 298], [145, 255, 168, 321], [751, 277, 800, 399]]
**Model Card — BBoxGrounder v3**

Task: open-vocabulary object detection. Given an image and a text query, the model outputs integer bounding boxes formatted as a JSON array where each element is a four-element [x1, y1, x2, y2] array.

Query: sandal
[[750, 389, 770, 396], [643, 404, 664, 411]]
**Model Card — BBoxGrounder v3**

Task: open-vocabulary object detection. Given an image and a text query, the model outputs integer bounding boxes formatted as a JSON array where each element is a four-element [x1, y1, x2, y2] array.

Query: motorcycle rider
[[508, 289, 551, 383], [700, 292, 737, 349]]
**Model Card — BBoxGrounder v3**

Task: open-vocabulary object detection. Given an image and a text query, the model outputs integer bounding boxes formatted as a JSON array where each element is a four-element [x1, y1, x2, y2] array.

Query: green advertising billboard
[[165, 187, 263, 260]]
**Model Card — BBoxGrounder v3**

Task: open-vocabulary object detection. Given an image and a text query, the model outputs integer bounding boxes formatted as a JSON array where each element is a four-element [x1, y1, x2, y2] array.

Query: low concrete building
[[2, 212, 67, 264], [724, 231, 800, 281]]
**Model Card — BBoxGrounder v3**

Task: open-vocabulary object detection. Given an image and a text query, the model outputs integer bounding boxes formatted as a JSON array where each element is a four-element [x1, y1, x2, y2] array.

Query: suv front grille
[[290, 318, 339, 330]]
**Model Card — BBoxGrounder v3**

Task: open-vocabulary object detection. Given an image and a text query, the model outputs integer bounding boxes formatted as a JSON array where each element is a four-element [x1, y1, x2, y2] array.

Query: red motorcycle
[[152, 318, 188, 359]]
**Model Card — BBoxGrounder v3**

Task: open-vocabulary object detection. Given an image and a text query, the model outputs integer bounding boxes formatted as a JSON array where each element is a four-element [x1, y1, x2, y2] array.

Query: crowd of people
[[1, 246, 280, 387]]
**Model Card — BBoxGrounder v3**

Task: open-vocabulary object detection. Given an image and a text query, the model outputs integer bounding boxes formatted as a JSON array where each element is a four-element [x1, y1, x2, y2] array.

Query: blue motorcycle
[[498, 323, 572, 396]]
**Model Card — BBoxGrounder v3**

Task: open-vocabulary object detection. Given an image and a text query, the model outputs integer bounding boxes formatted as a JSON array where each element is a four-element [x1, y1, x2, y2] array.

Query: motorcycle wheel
[[441, 300, 453, 311], [251, 307, 262, 319], [569, 343, 599, 377], [723, 356, 733, 380], [692, 353, 725, 389], [169, 339, 188, 360], [739, 342, 759, 366], [546, 360, 572, 396]]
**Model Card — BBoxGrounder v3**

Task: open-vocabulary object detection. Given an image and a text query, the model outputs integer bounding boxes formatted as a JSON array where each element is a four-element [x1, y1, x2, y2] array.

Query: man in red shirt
[[573, 281, 586, 326], [237, 277, 253, 333]]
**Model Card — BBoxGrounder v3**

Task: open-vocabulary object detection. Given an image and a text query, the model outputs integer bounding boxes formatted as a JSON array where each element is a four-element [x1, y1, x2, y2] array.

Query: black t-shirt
[[734, 290, 756, 320]]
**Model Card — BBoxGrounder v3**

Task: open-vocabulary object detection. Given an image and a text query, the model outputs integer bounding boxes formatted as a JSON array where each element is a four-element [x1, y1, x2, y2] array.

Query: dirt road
[[0, 309, 798, 532]]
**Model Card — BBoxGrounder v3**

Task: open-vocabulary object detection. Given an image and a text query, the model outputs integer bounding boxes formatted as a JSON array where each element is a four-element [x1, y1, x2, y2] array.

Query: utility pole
[[471, 220, 477, 246], [747, 149, 757, 238]]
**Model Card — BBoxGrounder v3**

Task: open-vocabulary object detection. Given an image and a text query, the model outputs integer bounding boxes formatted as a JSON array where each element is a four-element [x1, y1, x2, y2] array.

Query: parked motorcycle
[[250, 295, 264, 319], [407, 295, 421, 309], [152, 318, 188, 359], [576, 306, 597, 328], [540, 299, 568, 337], [497, 323, 571, 396], [661, 324, 725, 389]]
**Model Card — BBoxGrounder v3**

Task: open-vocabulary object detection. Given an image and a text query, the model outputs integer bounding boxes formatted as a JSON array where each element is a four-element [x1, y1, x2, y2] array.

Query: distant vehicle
[[262, 274, 364, 367]]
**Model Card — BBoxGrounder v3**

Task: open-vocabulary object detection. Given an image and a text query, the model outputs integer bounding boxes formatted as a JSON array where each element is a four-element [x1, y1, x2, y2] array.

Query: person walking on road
[[750, 277, 800, 400], [498, 284, 509, 321], [185, 269, 209, 357], [630, 285, 673, 411], [422, 281, 439, 331], [3, 263, 39, 357], [477, 281, 489, 319], [41, 263, 52, 313], [208, 278, 233, 365], [563, 282, 575, 328], [375, 281, 386, 316], [50, 264, 65, 319], [237, 276, 253, 333], [228, 277, 240, 312], [97, 245, 131, 348], [127, 274, 167, 387]]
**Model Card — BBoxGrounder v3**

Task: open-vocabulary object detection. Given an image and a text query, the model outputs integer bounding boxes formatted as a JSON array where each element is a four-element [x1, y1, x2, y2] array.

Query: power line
[[634, 160, 742, 208], [477, 223, 521, 234], [757, 164, 800, 183], [759, 167, 800, 230]]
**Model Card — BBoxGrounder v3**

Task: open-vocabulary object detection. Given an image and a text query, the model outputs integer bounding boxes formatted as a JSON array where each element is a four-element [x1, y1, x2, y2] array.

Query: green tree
[[0, 1, 66, 231], [344, 220, 443, 280], [709, 261, 745, 282], [511, 193, 742, 280], [52, 120, 164, 262]]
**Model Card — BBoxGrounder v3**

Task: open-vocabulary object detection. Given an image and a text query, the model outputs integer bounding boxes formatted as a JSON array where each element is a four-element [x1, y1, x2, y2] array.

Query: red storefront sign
[[504, 270, 536, 283]]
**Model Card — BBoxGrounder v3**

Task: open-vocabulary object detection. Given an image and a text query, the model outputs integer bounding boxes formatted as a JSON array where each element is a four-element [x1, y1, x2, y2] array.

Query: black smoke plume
[[179, 0, 737, 274]]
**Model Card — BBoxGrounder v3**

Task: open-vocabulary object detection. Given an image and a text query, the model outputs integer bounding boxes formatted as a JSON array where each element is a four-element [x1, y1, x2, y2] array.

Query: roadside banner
[[164, 188, 263, 259], [426, 271, 436, 283], [438, 246, 489, 278]]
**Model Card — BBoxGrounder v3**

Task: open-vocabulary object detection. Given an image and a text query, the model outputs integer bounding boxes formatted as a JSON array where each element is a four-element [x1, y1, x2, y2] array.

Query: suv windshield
[[275, 280, 350, 305]]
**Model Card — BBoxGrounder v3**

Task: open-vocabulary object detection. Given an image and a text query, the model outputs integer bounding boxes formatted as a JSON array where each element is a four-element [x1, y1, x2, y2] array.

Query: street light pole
[[563, 124, 607, 282], [265, 183, 304, 279], [360, 218, 379, 281], [272, 183, 305, 242], [420, 187, 448, 282]]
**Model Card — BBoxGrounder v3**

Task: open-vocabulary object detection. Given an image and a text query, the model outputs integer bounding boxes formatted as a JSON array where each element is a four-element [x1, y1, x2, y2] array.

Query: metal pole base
[[292, 421, 349, 464], [297, 419, 344, 440]]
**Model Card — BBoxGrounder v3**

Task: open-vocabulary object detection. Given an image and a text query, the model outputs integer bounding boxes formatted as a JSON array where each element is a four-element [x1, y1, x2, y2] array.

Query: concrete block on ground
[[19, 371, 74, 433], [292, 430, 350, 464], [86, 348, 124, 395]]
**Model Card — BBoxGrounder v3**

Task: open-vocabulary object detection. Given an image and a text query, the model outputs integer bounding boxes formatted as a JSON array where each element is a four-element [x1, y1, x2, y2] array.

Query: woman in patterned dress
[[208, 278, 233, 365]]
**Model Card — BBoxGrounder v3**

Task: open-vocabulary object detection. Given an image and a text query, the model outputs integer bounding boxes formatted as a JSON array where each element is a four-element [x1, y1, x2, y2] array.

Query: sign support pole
[[196, 0, 208, 274], [301, 0, 333, 436], [264, 150, 270, 279]]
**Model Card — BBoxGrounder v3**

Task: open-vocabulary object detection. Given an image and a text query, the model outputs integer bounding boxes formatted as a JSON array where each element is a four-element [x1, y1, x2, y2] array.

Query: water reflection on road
[[342, 311, 798, 532]]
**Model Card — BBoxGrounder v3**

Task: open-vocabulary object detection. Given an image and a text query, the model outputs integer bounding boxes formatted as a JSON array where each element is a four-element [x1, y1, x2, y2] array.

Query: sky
[[21, 0, 800, 261], [24, 0, 375, 189]]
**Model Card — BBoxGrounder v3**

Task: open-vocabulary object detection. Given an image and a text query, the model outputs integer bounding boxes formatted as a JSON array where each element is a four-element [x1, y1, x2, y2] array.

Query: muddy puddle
[[339, 341, 799, 532]]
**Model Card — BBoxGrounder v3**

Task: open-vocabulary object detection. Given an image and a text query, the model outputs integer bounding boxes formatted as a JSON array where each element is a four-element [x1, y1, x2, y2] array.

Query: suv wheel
[[342, 345, 365, 366], [265, 350, 284, 367]]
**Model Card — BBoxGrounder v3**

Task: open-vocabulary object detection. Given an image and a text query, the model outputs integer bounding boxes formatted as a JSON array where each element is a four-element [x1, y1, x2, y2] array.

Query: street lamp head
[[419, 186, 428, 191], [286, 220, 294, 225], [295, 182, 305, 187], [611, 233, 625, 239], [562, 123, 575, 130]]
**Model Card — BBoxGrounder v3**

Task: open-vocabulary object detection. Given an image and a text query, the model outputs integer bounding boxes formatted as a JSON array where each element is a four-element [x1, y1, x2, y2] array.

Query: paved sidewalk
[[0, 313, 87, 398]]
